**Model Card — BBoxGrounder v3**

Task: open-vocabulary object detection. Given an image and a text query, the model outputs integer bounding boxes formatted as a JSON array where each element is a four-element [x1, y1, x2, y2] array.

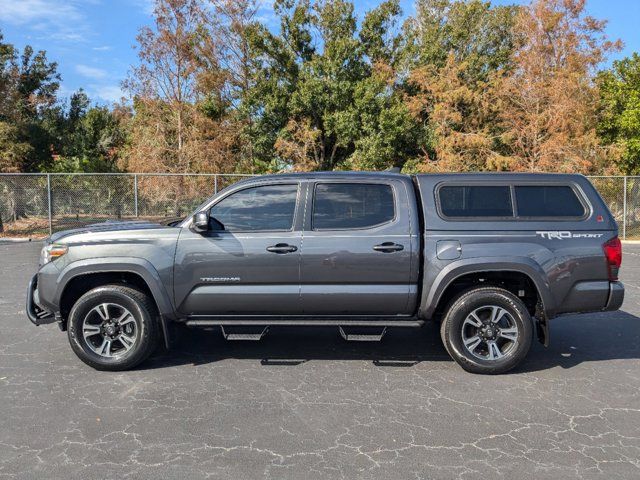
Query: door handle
[[266, 243, 298, 254], [373, 242, 404, 253]]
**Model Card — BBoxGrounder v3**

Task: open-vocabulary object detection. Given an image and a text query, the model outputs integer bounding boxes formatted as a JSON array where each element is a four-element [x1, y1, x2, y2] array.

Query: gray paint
[[174, 229, 303, 315], [415, 173, 620, 319], [30, 171, 624, 340], [436, 240, 462, 260], [296, 177, 418, 315]]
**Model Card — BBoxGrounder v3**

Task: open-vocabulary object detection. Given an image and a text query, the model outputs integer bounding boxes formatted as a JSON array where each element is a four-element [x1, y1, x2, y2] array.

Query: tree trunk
[[177, 107, 183, 153], [9, 180, 27, 221], [174, 175, 185, 217], [630, 179, 640, 224]]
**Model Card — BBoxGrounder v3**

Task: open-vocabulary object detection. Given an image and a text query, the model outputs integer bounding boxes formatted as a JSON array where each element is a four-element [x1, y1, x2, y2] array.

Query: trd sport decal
[[536, 231, 604, 240]]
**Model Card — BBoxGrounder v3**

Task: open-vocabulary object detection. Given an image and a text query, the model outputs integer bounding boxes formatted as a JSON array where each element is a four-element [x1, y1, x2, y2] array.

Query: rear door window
[[313, 183, 395, 230], [438, 185, 513, 218], [515, 186, 586, 218]]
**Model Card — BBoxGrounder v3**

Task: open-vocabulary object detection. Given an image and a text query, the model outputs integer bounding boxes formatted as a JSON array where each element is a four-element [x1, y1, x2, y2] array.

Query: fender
[[55, 257, 177, 321], [421, 256, 556, 320]]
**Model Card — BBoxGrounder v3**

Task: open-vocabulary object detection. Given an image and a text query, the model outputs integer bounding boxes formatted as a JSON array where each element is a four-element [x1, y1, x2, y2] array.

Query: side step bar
[[186, 319, 419, 343], [185, 318, 423, 328], [339, 326, 386, 342], [221, 326, 269, 341]]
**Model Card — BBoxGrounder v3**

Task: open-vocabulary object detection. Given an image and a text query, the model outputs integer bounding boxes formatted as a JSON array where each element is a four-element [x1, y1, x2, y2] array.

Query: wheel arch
[[55, 258, 175, 347], [422, 258, 555, 322]]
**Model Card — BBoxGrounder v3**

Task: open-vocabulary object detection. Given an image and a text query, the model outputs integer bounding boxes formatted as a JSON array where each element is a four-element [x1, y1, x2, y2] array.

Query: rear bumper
[[556, 280, 624, 315], [605, 281, 625, 311], [26, 274, 56, 326]]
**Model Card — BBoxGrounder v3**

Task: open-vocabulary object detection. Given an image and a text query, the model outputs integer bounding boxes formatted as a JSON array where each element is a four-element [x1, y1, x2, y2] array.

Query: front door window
[[210, 184, 298, 232]]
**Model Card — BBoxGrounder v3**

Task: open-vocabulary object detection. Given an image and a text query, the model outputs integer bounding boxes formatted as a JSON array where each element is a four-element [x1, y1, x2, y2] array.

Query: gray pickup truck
[[27, 172, 624, 374]]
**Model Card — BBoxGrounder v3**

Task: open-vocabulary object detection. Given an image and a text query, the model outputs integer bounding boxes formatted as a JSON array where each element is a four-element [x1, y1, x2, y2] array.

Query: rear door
[[174, 181, 303, 315], [300, 179, 418, 315]]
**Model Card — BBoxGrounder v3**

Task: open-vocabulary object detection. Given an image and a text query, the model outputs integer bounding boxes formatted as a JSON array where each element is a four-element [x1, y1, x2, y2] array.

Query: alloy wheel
[[460, 305, 519, 361], [81, 303, 138, 358]]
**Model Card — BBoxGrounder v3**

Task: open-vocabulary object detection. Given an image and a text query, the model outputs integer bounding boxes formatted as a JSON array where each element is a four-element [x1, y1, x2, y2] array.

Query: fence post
[[214, 174, 218, 194], [623, 176, 628, 240], [46, 174, 52, 237], [134, 174, 139, 217]]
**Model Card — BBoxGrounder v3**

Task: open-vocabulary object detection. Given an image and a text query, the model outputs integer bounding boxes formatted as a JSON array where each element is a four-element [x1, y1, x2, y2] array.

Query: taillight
[[603, 237, 622, 281]]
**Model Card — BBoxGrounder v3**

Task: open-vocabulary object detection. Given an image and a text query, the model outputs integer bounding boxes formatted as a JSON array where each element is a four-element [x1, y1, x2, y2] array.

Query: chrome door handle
[[266, 243, 298, 254], [373, 242, 404, 253]]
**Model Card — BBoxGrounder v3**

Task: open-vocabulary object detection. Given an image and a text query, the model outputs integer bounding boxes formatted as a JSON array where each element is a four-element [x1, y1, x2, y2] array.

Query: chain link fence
[[0, 173, 256, 238], [589, 176, 640, 239], [1, 173, 639, 239]]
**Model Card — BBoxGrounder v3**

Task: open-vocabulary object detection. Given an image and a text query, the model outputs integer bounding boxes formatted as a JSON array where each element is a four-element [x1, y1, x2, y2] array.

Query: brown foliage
[[495, 0, 622, 173], [405, 0, 621, 174], [123, 0, 233, 175], [114, 0, 623, 176], [407, 55, 505, 172], [121, 0, 256, 179], [274, 119, 324, 172]]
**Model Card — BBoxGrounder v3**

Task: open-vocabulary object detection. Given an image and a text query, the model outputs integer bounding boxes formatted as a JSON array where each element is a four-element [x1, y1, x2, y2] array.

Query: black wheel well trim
[[55, 258, 176, 347], [422, 258, 554, 321]]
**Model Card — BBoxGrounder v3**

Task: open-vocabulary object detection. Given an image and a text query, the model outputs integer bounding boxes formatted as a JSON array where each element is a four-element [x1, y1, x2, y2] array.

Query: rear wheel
[[440, 287, 533, 374], [67, 285, 159, 371]]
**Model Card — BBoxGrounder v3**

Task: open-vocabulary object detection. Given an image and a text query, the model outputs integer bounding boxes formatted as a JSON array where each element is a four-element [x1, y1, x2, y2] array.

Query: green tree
[[598, 53, 640, 174], [0, 122, 33, 173], [246, 0, 417, 171], [0, 32, 16, 118], [401, 0, 518, 171], [401, 0, 518, 82], [0, 30, 60, 172], [39, 90, 127, 173]]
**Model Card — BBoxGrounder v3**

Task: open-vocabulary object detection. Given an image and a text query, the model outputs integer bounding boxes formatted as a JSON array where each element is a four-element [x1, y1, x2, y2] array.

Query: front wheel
[[67, 285, 159, 371], [440, 287, 533, 374]]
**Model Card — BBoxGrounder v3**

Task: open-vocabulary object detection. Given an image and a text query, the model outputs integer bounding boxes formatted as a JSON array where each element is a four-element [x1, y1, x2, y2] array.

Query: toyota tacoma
[[26, 172, 624, 374]]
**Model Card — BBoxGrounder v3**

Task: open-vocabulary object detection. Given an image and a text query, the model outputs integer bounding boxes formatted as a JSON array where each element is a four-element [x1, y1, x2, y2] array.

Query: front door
[[174, 182, 303, 315], [300, 180, 417, 315]]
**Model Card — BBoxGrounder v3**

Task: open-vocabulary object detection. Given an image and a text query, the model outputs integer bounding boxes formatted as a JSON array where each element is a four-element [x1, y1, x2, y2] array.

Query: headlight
[[40, 244, 68, 265]]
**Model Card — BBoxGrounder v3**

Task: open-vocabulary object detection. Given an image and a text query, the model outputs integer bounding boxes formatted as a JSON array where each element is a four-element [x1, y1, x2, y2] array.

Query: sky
[[0, 0, 638, 105]]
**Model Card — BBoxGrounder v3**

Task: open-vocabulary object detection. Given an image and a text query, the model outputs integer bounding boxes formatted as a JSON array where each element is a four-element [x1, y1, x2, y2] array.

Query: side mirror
[[191, 212, 209, 233]]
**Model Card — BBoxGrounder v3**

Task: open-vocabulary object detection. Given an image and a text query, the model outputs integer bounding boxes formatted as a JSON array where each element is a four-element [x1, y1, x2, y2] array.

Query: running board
[[185, 318, 423, 328], [339, 326, 386, 342], [220, 326, 269, 341]]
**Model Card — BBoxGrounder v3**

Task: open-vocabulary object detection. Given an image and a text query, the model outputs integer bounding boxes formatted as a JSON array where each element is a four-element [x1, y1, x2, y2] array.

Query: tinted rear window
[[439, 185, 513, 218], [313, 183, 395, 229], [515, 186, 586, 218]]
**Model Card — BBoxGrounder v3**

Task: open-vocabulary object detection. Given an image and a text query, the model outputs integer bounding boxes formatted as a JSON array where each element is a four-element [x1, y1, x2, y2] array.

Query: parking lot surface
[[1, 241, 639, 479]]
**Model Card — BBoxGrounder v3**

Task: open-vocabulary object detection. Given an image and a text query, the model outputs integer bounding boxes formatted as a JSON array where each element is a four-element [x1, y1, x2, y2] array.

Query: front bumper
[[26, 274, 56, 326]]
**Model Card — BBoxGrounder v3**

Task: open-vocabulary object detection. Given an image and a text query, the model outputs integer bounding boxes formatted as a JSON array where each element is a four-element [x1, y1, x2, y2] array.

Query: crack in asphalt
[[1, 242, 639, 479]]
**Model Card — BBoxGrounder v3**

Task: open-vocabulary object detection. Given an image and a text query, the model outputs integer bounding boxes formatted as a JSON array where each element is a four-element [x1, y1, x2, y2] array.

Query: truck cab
[[174, 173, 420, 317]]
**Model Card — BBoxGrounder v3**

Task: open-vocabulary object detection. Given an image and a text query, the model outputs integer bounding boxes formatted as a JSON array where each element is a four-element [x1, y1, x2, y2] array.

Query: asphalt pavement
[[1, 241, 639, 479]]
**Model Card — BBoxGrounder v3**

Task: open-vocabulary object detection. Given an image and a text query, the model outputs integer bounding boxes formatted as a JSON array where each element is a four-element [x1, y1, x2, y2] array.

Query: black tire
[[440, 287, 533, 374], [439, 318, 453, 358], [67, 285, 159, 371]]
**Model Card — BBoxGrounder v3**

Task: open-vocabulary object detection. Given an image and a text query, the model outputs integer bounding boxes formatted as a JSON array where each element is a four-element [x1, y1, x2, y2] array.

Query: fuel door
[[436, 240, 462, 260]]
